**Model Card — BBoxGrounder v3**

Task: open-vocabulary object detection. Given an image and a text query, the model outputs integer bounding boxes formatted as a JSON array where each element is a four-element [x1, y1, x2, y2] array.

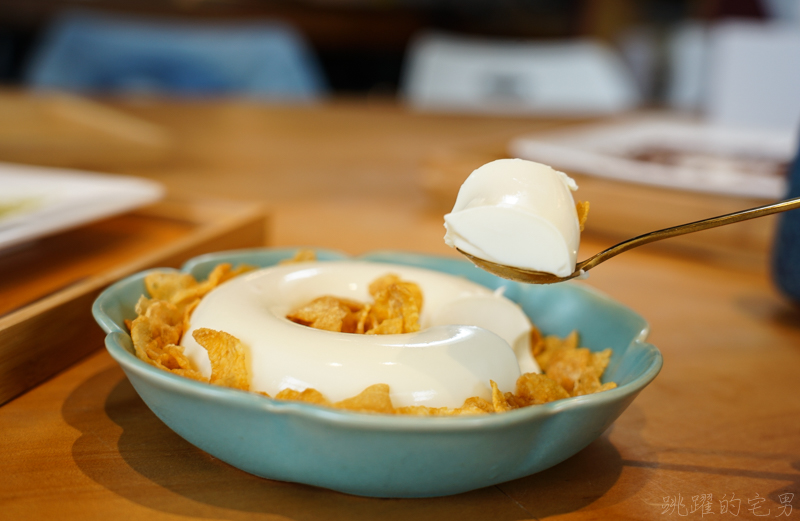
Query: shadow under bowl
[[92, 248, 662, 498]]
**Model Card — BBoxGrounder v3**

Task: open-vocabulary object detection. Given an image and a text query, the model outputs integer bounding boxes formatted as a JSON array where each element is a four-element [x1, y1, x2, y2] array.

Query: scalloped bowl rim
[[93, 248, 662, 433]]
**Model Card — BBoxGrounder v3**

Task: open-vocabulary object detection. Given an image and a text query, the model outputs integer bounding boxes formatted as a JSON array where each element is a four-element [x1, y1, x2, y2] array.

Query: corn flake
[[129, 300, 204, 381], [287, 296, 355, 332], [532, 330, 616, 397], [396, 405, 453, 416], [288, 273, 423, 335], [491, 380, 516, 412], [192, 328, 250, 391], [576, 201, 590, 232], [452, 396, 494, 415], [366, 278, 422, 334], [275, 387, 331, 406], [279, 249, 317, 264], [144, 272, 197, 303], [515, 373, 571, 406], [333, 383, 395, 414]]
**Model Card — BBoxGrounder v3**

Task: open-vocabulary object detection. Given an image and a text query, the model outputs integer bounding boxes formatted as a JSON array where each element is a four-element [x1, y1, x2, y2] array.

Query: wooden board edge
[[0, 202, 267, 405]]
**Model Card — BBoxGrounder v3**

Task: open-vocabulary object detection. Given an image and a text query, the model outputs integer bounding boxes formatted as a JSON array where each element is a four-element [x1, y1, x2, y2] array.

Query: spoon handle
[[578, 196, 800, 272]]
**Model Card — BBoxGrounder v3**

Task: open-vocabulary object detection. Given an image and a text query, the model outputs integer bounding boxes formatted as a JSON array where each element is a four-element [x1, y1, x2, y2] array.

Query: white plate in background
[[0, 162, 164, 251], [510, 115, 795, 199]]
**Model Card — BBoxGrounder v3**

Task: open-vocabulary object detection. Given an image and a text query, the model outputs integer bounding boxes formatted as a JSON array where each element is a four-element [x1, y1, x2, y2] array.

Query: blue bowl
[[92, 248, 662, 498]]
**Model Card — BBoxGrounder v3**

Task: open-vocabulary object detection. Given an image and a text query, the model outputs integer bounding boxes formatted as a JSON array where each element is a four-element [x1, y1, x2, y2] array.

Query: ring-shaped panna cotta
[[180, 261, 540, 408]]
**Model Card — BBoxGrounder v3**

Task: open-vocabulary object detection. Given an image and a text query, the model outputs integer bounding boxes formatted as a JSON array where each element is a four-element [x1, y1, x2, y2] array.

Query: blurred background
[[1, 0, 799, 273], [0, 0, 795, 107]]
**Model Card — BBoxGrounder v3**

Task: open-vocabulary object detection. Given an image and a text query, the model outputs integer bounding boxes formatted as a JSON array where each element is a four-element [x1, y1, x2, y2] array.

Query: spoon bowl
[[459, 196, 800, 284]]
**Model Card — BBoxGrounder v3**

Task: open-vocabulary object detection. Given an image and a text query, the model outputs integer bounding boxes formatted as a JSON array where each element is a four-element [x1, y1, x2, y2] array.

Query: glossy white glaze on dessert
[[181, 261, 540, 408]]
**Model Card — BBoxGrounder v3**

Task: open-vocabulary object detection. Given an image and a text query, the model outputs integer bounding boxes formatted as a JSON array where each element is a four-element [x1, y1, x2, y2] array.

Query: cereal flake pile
[[128, 252, 616, 416]]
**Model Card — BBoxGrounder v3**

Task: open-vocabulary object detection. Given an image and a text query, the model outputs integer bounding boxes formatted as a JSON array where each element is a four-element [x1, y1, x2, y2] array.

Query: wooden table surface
[[1, 92, 799, 520]]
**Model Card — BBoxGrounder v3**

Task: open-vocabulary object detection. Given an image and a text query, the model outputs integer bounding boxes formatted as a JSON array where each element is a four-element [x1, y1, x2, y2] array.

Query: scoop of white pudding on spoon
[[446, 159, 800, 285], [444, 158, 581, 279]]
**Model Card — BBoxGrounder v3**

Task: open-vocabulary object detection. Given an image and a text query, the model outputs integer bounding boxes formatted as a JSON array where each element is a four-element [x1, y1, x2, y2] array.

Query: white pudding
[[444, 158, 580, 277], [180, 261, 539, 408]]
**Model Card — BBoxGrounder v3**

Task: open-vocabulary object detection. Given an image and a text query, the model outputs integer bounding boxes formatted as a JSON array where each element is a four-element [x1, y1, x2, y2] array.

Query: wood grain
[[0, 93, 797, 520], [0, 196, 267, 405]]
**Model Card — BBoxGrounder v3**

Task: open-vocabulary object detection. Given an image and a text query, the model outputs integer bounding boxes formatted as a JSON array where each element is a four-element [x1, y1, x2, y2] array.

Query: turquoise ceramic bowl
[[92, 248, 662, 498]]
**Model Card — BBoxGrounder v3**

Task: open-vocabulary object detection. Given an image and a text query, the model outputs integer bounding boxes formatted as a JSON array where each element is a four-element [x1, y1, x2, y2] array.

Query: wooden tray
[[0, 196, 267, 405]]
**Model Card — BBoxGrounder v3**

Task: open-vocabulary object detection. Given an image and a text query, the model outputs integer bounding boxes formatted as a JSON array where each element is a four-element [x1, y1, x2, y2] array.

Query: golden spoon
[[458, 196, 800, 284]]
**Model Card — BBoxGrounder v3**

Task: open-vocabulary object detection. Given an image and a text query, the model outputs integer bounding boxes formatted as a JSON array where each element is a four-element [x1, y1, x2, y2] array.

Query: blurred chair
[[25, 11, 327, 99], [665, 22, 708, 112], [667, 20, 800, 132], [401, 32, 640, 115], [706, 21, 800, 131]]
